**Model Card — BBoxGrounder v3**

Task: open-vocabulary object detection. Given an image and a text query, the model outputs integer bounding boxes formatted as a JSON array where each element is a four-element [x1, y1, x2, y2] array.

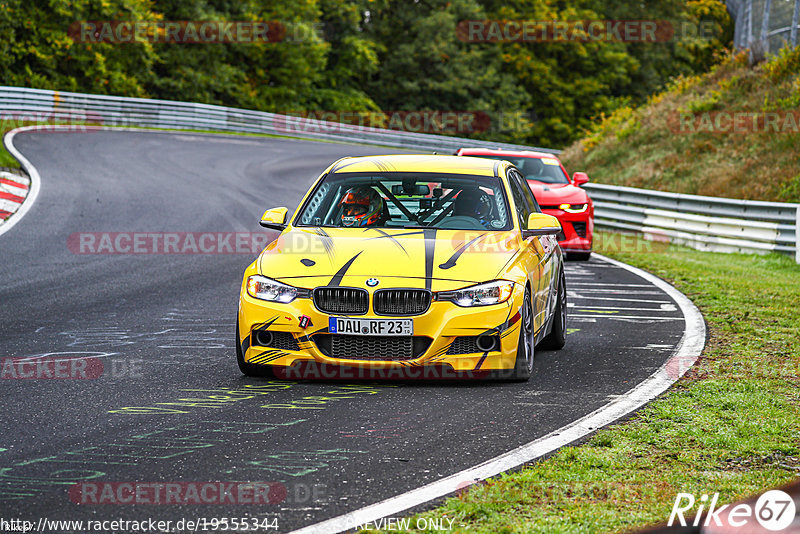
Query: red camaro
[[455, 148, 593, 260]]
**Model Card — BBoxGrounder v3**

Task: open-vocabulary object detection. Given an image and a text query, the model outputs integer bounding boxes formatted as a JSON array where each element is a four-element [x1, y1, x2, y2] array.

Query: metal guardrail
[[585, 183, 800, 262], [1, 85, 798, 262], [0, 86, 558, 155]]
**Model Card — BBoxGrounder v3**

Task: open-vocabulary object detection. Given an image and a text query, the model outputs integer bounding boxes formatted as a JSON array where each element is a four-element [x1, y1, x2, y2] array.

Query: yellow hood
[[258, 227, 521, 290]]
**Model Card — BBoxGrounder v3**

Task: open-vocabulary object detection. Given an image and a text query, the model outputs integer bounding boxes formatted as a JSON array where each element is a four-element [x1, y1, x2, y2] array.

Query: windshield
[[465, 155, 569, 184], [296, 172, 512, 231]]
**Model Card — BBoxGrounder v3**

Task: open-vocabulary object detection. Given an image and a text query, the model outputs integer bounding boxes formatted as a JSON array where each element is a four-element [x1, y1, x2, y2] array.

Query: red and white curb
[[0, 171, 29, 223], [0, 127, 42, 238]]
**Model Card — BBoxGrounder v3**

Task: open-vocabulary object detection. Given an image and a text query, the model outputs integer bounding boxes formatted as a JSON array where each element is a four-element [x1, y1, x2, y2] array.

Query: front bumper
[[542, 208, 593, 253], [237, 284, 525, 373]]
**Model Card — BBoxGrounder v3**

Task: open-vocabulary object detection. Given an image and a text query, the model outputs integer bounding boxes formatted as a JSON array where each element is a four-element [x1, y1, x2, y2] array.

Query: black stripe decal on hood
[[312, 228, 335, 262], [366, 228, 409, 256], [329, 251, 363, 287], [423, 228, 437, 291], [439, 233, 487, 270]]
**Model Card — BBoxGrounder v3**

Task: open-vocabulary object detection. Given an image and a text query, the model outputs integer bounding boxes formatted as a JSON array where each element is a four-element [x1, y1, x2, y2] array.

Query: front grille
[[373, 289, 431, 316], [572, 222, 587, 238], [313, 287, 368, 315], [313, 334, 432, 361], [253, 330, 300, 351], [446, 335, 500, 354]]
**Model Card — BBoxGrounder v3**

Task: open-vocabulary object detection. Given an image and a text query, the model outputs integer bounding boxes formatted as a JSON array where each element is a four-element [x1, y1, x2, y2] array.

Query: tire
[[540, 267, 567, 350], [236, 320, 277, 378], [510, 287, 535, 381], [567, 251, 591, 261]]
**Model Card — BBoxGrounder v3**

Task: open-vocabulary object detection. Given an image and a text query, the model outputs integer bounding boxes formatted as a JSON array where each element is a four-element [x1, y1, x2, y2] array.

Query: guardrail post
[[792, 0, 800, 47], [796, 206, 800, 264]]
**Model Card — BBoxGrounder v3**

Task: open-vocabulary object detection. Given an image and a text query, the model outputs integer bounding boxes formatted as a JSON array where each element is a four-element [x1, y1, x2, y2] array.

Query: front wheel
[[510, 287, 534, 381], [540, 267, 567, 350]]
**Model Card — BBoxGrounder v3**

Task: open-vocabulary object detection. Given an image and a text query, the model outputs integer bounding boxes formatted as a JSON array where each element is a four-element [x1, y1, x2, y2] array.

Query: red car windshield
[[466, 155, 570, 185]]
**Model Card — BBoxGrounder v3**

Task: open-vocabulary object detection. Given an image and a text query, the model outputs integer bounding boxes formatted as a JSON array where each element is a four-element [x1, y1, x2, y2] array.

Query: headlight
[[558, 203, 588, 213], [439, 280, 514, 307], [246, 275, 298, 303]]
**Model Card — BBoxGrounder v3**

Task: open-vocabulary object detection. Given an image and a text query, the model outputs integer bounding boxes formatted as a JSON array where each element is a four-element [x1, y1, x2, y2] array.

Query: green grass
[[0, 140, 18, 169], [370, 238, 800, 533]]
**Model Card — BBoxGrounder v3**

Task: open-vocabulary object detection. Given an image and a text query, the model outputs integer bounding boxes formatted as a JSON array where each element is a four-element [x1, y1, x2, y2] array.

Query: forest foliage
[[0, 0, 732, 148]]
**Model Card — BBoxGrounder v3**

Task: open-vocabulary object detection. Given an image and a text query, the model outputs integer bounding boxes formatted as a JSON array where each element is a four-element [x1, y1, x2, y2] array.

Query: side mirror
[[259, 207, 289, 230], [523, 213, 562, 238], [572, 172, 589, 187]]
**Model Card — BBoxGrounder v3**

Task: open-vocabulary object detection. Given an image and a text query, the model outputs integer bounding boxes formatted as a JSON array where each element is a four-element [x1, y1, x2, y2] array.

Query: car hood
[[529, 182, 588, 206], [258, 227, 521, 290]]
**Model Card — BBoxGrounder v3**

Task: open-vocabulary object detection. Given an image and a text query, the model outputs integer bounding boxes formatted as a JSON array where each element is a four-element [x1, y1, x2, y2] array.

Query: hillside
[[560, 46, 800, 202]]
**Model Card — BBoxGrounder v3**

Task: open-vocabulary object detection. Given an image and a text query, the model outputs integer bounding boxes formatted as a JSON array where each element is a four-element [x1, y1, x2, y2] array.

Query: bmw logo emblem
[[366, 278, 379, 287]]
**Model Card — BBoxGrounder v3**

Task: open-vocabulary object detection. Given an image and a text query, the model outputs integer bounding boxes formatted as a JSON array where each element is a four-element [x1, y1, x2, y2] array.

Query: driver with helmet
[[453, 187, 494, 227], [339, 186, 386, 227]]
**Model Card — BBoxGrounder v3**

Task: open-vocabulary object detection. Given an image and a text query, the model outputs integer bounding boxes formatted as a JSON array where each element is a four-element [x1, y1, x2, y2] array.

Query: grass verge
[[560, 48, 800, 202], [371, 235, 800, 533]]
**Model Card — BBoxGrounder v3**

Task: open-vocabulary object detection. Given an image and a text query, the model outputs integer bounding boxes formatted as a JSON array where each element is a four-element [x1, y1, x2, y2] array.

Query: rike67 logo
[[669, 490, 797, 531]]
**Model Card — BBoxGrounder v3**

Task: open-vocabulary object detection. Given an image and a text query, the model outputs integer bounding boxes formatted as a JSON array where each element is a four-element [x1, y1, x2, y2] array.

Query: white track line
[[289, 253, 705, 534], [0, 127, 42, 238]]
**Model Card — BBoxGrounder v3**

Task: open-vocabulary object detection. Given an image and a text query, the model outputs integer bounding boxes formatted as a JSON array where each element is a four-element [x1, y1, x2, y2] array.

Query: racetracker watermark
[[1, 111, 103, 132], [273, 111, 493, 136], [457, 20, 675, 43], [68, 232, 279, 255], [272, 362, 510, 381], [69, 482, 286, 505], [0, 355, 142, 380], [448, 231, 670, 255], [1, 356, 103, 380], [670, 110, 800, 134], [68, 21, 301, 43], [456, 480, 674, 503]]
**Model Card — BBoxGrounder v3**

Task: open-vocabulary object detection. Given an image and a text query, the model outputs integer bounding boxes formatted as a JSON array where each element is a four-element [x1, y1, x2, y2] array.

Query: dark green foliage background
[[0, 0, 732, 148]]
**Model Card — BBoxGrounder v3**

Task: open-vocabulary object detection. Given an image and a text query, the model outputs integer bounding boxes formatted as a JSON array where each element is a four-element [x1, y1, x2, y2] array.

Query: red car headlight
[[558, 203, 588, 214]]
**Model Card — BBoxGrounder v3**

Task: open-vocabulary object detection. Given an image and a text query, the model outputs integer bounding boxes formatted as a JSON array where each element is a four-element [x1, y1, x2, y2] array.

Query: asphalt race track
[[1, 131, 688, 533]]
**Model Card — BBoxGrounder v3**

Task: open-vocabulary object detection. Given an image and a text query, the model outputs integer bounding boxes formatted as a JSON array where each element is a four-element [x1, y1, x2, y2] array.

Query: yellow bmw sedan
[[237, 154, 566, 381]]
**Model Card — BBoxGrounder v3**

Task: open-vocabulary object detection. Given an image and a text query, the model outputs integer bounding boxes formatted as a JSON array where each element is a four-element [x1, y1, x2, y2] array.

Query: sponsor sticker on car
[[329, 317, 413, 336]]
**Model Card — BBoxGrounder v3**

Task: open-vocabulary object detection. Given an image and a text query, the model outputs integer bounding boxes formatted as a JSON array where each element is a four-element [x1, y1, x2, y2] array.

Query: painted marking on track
[[568, 288, 665, 295], [0, 420, 305, 500], [568, 283, 654, 287], [240, 450, 368, 479], [569, 314, 683, 321], [622, 344, 675, 352], [568, 294, 673, 304], [568, 303, 677, 312]]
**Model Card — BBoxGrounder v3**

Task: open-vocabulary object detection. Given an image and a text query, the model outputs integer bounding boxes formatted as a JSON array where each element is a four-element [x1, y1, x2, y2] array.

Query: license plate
[[329, 317, 413, 336]]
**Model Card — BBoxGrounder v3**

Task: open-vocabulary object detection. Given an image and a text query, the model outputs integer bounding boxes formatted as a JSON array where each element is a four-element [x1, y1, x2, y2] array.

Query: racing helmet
[[339, 186, 384, 227], [454, 187, 493, 223]]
